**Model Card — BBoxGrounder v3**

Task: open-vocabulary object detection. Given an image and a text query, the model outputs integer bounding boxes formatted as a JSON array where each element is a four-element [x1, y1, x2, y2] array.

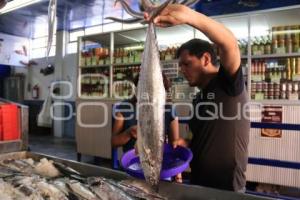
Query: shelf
[[161, 59, 179, 63], [112, 59, 179, 67], [79, 65, 110, 68], [251, 52, 300, 59], [113, 62, 141, 66], [250, 100, 300, 105]]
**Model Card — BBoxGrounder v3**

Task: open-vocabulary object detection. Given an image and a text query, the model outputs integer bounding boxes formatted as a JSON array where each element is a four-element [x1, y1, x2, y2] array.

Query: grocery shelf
[[251, 52, 300, 59], [113, 62, 141, 66], [250, 100, 300, 105], [161, 59, 179, 63], [79, 65, 110, 68], [112, 59, 179, 67]]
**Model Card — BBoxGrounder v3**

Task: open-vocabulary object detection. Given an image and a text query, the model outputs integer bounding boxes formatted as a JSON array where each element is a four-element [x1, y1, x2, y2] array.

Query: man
[[148, 4, 250, 191]]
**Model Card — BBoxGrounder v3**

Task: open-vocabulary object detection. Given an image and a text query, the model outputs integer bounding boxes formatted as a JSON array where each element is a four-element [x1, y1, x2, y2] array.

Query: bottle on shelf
[[285, 26, 293, 54], [264, 35, 272, 55], [297, 57, 300, 75]]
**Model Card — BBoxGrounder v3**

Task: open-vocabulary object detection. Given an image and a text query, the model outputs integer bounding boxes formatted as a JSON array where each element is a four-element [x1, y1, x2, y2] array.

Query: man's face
[[178, 50, 205, 87]]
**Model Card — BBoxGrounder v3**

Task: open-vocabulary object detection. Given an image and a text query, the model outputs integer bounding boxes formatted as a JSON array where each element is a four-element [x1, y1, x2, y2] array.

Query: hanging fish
[[47, 0, 57, 61], [106, 0, 199, 190]]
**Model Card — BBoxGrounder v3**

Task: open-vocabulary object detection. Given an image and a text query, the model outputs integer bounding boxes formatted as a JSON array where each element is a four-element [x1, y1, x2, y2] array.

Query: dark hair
[[176, 39, 218, 66]]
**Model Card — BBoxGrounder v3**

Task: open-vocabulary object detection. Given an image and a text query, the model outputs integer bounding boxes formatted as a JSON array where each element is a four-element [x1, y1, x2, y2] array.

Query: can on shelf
[[274, 91, 280, 99], [274, 83, 280, 90], [287, 82, 293, 92], [251, 82, 257, 92], [268, 82, 274, 90], [293, 82, 299, 92], [281, 82, 287, 91], [256, 82, 262, 92], [296, 57, 300, 74], [281, 91, 287, 99], [262, 82, 268, 90]]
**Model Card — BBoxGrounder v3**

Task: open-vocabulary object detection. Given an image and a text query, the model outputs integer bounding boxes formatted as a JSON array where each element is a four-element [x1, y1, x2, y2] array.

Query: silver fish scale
[[137, 23, 165, 187]]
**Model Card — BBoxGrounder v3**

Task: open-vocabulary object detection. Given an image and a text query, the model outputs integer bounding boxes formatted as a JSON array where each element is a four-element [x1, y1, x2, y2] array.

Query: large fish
[[136, 21, 165, 189], [106, 0, 199, 189], [47, 0, 57, 61], [107, 0, 171, 189]]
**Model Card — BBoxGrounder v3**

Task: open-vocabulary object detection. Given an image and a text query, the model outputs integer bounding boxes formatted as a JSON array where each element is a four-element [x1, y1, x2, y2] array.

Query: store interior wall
[[22, 31, 78, 138]]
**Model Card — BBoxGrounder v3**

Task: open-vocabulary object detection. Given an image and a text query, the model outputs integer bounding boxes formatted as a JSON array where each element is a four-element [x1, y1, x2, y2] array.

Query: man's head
[[176, 39, 218, 87]]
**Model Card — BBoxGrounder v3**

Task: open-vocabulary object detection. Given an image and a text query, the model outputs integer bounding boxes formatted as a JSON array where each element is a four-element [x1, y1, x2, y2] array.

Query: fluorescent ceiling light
[[0, 0, 44, 15]]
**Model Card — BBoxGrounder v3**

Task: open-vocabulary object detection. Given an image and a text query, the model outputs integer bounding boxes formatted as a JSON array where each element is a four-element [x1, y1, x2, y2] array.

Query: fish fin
[[148, 0, 172, 22], [115, 0, 144, 18], [180, 0, 200, 7], [105, 17, 144, 24]]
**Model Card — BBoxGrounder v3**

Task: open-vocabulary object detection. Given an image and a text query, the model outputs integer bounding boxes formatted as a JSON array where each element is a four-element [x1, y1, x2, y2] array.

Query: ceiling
[[0, 0, 299, 38]]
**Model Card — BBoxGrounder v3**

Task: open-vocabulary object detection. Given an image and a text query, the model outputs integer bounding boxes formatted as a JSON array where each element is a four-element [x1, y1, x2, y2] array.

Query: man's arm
[[151, 4, 240, 76]]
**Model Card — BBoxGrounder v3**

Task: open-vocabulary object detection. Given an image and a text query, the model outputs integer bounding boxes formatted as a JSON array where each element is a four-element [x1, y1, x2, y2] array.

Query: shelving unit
[[251, 52, 300, 59], [79, 65, 110, 68]]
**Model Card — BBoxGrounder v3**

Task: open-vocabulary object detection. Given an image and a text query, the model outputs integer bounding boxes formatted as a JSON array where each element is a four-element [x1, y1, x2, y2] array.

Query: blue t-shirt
[[112, 100, 177, 152]]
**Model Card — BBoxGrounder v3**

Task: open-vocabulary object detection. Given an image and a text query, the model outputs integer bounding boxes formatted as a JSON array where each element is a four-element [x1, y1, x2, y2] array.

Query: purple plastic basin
[[120, 144, 193, 179]]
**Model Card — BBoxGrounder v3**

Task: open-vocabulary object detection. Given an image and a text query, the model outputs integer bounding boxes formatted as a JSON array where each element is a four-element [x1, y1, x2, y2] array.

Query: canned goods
[[281, 83, 286, 91], [297, 58, 300, 74], [293, 83, 299, 92], [288, 83, 293, 91], [251, 83, 257, 92], [268, 90, 274, 96], [256, 82, 262, 92], [274, 90, 280, 97], [262, 82, 268, 90], [281, 91, 287, 99], [287, 92, 292, 99], [268, 83, 274, 90]]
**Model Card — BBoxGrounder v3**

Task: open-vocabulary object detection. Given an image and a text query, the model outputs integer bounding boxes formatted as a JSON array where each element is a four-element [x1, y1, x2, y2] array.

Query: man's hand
[[172, 138, 189, 148], [144, 4, 192, 27]]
